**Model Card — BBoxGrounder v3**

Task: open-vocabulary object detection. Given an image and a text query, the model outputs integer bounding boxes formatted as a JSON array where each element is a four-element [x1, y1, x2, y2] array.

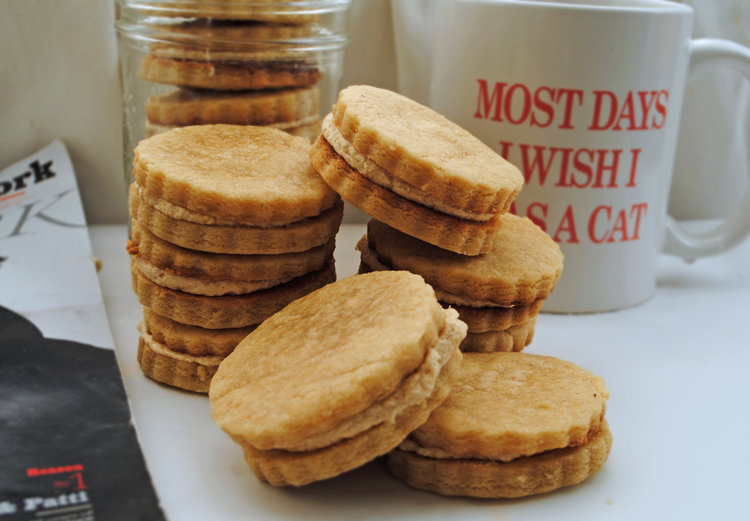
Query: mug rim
[[467, 0, 692, 14]]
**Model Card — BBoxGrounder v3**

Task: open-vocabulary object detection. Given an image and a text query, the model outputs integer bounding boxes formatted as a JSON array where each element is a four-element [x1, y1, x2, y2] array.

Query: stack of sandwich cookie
[[128, 124, 342, 392], [120, 1, 350, 141], [387, 352, 612, 498], [309, 85, 524, 256], [358, 216, 562, 352], [308, 85, 562, 352], [209, 271, 467, 486]]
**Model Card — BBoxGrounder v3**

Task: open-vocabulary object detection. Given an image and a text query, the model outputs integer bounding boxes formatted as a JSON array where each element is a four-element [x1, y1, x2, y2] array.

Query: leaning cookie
[[310, 85, 524, 255], [357, 216, 562, 352], [387, 352, 612, 498], [209, 271, 467, 486]]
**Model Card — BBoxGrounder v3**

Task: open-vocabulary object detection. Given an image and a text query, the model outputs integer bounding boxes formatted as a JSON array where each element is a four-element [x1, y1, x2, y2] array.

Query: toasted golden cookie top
[[330, 85, 524, 214], [367, 215, 563, 306], [209, 271, 446, 451], [406, 352, 609, 461], [133, 125, 338, 225]]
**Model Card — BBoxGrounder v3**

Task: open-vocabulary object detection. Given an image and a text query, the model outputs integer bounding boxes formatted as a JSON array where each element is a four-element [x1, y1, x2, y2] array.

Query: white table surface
[[91, 223, 750, 521]]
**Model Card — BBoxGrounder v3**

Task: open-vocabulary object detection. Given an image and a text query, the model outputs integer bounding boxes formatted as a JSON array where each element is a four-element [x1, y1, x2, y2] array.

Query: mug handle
[[664, 38, 750, 261]]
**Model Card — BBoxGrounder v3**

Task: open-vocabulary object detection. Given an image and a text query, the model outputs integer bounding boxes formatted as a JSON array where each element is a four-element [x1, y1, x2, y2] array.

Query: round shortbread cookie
[[146, 87, 320, 127], [143, 307, 254, 357], [131, 258, 336, 328], [326, 85, 523, 216], [138, 54, 321, 90], [311, 136, 502, 255], [387, 421, 612, 499], [366, 217, 563, 306], [128, 220, 335, 282], [137, 325, 223, 393], [405, 352, 609, 462], [459, 317, 536, 353], [129, 184, 343, 255], [133, 125, 338, 225], [146, 19, 318, 44], [209, 271, 467, 485]]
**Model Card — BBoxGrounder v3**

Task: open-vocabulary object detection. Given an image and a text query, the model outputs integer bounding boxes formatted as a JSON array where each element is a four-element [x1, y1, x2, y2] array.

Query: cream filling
[[152, 46, 310, 63], [357, 237, 503, 309], [397, 439, 468, 460], [283, 307, 467, 452], [435, 289, 502, 308], [135, 257, 293, 296], [135, 185, 301, 227], [321, 114, 494, 222], [398, 422, 603, 462], [138, 322, 223, 366]]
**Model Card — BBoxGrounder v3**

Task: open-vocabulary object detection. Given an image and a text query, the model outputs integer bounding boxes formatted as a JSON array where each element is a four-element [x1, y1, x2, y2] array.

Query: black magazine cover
[[0, 142, 165, 520]]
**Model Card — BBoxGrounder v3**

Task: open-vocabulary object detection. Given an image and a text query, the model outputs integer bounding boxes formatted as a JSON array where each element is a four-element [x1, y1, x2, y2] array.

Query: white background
[[1, 0, 747, 224]]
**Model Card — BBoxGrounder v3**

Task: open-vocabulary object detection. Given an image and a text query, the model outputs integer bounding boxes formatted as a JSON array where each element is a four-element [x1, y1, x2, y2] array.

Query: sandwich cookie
[[387, 352, 612, 498], [145, 87, 321, 141], [310, 85, 524, 255], [137, 308, 257, 393], [357, 216, 563, 352], [209, 271, 467, 486], [130, 124, 342, 255], [138, 21, 322, 91]]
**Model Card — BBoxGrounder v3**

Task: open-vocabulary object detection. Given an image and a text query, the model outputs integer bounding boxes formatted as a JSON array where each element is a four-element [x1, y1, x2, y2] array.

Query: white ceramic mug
[[427, 0, 750, 312]]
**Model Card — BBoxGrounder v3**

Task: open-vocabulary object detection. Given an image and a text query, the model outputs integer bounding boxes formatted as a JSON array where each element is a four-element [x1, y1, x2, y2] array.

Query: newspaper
[[0, 142, 164, 521]]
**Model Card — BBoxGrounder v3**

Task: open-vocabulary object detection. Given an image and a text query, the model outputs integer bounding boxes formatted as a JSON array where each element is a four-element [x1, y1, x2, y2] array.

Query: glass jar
[[115, 0, 351, 186]]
